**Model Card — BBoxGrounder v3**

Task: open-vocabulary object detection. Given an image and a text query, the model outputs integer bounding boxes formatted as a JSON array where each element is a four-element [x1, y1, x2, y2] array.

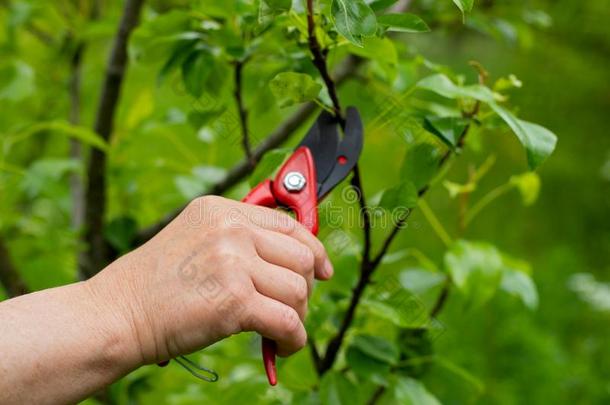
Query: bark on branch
[[80, 0, 144, 279]]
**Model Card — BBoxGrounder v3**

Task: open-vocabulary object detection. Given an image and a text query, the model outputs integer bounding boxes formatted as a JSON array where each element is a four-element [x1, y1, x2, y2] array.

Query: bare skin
[[0, 196, 333, 404]]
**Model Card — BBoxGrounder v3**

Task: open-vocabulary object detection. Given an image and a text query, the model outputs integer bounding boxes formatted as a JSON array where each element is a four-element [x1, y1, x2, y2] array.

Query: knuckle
[[293, 276, 309, 304], [281, 307, 302, 336], [299, 247, 315, 271]]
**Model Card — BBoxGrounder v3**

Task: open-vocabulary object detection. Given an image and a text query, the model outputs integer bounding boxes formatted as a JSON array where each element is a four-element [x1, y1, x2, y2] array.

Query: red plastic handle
[[242, 147, 319, 386]]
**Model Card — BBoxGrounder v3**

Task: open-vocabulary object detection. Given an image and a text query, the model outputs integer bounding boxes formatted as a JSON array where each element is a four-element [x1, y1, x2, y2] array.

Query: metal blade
[[298, 110, 340, 189], [317, 107, 364, 199]]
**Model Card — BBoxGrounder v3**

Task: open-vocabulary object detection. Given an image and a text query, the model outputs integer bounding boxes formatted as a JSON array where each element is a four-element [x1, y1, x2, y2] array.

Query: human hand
[[86, 196, 333, 366]]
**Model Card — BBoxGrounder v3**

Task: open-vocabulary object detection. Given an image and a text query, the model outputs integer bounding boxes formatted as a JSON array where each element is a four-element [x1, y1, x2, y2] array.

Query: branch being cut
[[80, 0, 144, 279]]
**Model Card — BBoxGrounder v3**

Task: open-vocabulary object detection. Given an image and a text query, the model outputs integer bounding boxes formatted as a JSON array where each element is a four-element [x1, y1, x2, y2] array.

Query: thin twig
[[306, 0, 342, 120], [234, 60, 254, 167]]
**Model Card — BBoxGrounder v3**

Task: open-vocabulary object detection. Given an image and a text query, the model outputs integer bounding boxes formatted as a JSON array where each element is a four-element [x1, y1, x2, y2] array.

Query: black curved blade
[[298, 110, 340, 189], [318, 107, 364, 199]]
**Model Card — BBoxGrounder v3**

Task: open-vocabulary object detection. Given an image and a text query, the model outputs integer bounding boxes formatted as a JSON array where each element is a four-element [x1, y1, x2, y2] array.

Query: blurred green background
[[0, 0, 608, 404]]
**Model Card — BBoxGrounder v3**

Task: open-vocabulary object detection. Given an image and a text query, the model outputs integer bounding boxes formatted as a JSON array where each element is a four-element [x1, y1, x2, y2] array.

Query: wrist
[[81, 265, 145, 373]]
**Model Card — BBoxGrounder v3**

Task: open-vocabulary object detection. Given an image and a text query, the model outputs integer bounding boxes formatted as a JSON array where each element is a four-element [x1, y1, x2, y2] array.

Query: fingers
[[237, 203, 333, 280], [241, 293, 307, 357], [250, 258, 309, 320], [252, 228, 315, 292]]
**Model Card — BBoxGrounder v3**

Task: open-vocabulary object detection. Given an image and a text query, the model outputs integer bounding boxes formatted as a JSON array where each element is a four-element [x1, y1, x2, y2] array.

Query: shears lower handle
[[242, 146, 319, 386]]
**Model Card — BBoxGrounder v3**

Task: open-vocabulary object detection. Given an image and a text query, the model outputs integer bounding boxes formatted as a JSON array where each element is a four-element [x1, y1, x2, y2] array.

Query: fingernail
[[323, 259, 334, 278]]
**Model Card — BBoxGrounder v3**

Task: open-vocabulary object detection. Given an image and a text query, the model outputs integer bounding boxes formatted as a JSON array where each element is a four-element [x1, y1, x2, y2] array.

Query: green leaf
[[347, 36, 398, 65], [331, 0, 377, 47], [417, 74, 495, 103], [385, 376, 441, 405], [249, 148, 292, 187], [499, 254, 538, 309], [489, 103, 557, 170], [346, 346, 391, 385], [377, 13, 430, 33], [500, 268, 539, 310], [182, 50, 214, 98], [423, 116, 469, 149], [399, 269, 446, 295], [400, 143, 441, 190], [18, 121, 109, 152], [363, 299, 430, 328], [269, 72, 322, 108], [452, 0, 474, 18], [445, 240, 504, 308], [379, 181, 418, 212], [369, 0, 400, 12], [350, 335, 400, 364], [319, 372, 361, 405], [510, 172, 541, 206]]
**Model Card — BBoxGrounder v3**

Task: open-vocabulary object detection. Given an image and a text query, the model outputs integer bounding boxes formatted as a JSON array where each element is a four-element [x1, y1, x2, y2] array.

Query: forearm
[[0, 280, 140, 404]]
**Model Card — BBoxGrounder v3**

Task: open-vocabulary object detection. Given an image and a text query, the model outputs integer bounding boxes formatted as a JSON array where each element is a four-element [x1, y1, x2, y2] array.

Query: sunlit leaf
[[452, 0, 474, 19], [445, 240, 504, 308], [510, 172, 541, 206], [331, 0, 377, 46], [490, 103, 557, 170], [417, 74, 495, 103], [500, 268, 539, 309]]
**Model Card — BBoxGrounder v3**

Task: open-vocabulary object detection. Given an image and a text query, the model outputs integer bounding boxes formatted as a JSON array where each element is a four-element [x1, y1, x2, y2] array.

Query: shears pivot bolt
[[283, 171, 306, 192]]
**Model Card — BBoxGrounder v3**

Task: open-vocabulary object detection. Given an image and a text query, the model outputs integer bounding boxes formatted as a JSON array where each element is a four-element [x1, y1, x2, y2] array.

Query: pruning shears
[[158, 107, 363, 386], [242, 106, 364, 386]]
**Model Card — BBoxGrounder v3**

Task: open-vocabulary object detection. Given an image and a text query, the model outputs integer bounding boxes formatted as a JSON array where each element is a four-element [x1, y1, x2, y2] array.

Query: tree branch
[[306, 0, 342, 120], [69, 42, 86, 230], [319, 122, 474, 376], [234, 60, 254, 167], [0, 237, 28, 298], [80, 0, 144, 279]]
